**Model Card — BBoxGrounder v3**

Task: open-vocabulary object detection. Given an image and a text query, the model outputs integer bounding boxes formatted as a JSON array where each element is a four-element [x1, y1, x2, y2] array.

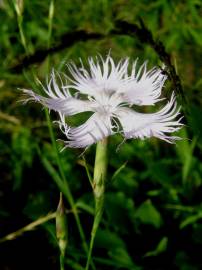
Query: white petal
[[21, 69, 94, 115], [116, 93, 183, 143], [44, 69, 71, 99], [58, 113, 113, 148], [22, 89, 94, 115], [123, 61, 167, 105], [67, 55, 130, 97]]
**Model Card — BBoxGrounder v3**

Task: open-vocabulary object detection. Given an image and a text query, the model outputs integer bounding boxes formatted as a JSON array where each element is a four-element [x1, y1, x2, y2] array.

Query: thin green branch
[[12, 0, 29, 56], [79, 156, 93, 187], [0, 212, 56, 243], [47, 0, 55, 49]]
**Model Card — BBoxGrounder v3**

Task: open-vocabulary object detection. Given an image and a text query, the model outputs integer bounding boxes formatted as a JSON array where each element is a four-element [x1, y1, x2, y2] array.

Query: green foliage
[[135, 199, 163, 229], [144, 236, 168, 257], [11, 126, 35, 190], [0, 0, 202, 269]]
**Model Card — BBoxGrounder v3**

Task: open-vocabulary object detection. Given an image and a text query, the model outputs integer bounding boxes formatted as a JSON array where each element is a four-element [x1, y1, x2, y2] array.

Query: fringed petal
[[116, 93, 183, 143], [122, 61, 167, 105], [21, 70, 94, 115], [66, 54, 130, 97], [58, 113, 114, 148], [22, 88, 93, 115]]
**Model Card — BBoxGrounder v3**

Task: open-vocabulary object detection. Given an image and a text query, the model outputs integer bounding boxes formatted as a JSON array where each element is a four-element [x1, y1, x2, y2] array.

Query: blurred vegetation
[[0, 0, 202, 269]]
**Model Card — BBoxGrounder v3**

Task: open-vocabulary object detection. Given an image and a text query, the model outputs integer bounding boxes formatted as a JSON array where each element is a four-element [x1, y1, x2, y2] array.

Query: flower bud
[[13, 0, 24, 17], [56, 193, 68, 256]]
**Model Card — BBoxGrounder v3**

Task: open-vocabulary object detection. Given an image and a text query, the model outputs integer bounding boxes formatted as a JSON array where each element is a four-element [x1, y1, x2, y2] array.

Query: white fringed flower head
[[22, 54, 183, 148]]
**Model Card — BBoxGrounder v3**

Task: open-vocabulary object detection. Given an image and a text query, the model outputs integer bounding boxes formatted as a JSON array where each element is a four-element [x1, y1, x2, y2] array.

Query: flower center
[[99, 104, 114, 114], [93, 92, 125, 116]]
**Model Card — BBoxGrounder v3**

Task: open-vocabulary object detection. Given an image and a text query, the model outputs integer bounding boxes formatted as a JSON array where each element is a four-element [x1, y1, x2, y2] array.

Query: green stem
[[13, 0, 29, 56], [47, 0, 54, 50], [18, 16, 29, 56], [46, 0, 55, 73], [85, 139, 108, 270], [45, 110, 89, 255], [60, 253, 65, 270]]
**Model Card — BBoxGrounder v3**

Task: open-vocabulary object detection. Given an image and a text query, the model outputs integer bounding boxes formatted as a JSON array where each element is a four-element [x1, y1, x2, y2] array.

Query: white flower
[[22, 54, 183, 148]]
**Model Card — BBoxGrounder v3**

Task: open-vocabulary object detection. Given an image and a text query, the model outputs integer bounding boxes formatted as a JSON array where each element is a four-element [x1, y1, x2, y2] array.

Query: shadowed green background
[[0, 0, 202, 269]]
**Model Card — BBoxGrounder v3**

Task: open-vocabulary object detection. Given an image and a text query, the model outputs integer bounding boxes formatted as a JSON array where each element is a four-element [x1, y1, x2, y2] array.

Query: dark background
[[0, 0, 202, 269]]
